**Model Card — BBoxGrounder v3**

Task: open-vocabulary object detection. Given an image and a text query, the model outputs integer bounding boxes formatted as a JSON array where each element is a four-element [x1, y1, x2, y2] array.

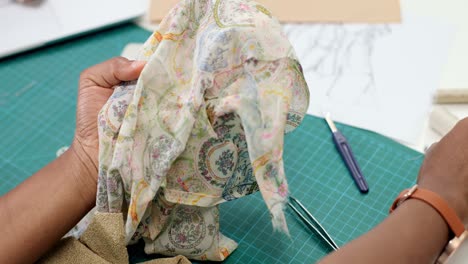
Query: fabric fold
[[93, 0, 309, 260]]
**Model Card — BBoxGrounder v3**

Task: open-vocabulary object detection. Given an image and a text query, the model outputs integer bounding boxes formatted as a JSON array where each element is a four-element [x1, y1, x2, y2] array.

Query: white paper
[[283, 13, 453, 144], [0, 0, 146, 58], [0, 2, 61, 53], [402, 0, 468, 89]]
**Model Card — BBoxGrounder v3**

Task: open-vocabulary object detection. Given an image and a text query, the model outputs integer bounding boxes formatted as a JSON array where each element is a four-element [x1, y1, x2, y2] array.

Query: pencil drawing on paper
[[284, 24, 391, 104]]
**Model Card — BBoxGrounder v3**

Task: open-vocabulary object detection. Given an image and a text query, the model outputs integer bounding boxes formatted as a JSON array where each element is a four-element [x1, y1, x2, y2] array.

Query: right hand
[[417, 117, 468, 225]]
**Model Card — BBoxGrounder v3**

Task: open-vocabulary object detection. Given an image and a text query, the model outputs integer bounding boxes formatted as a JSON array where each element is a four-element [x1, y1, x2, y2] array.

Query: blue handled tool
[[325, 113, 369, 193]]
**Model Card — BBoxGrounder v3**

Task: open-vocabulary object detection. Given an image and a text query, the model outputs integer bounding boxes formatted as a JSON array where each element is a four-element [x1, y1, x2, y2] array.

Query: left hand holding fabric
[[0, 57, 145, 264], [73, 57, 146, 191]]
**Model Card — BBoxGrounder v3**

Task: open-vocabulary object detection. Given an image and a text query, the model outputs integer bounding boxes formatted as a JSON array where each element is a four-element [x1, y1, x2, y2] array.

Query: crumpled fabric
[[96, 0, 309, 260]]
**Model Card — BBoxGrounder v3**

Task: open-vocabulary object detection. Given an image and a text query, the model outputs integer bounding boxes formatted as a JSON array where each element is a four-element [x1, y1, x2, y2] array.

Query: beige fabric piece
[[38, 237, 108, 264], [38, 212, 191, 264], [79, 213, 128, 263]]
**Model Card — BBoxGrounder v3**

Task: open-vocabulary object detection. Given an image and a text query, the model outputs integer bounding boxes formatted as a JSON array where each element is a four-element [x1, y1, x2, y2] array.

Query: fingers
[[80, 57, 146, 89]]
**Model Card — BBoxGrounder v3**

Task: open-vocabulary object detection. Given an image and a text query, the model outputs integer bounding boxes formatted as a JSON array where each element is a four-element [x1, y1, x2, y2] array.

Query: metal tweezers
[[288, 196, 339, 251]]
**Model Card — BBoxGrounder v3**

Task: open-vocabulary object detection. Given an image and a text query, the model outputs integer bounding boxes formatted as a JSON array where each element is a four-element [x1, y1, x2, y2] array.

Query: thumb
[[80, 57, 146, 89]]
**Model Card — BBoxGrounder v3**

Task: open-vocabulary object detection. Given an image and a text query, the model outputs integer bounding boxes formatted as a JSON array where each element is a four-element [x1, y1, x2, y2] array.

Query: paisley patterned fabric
[[96, 0, 309, 260]]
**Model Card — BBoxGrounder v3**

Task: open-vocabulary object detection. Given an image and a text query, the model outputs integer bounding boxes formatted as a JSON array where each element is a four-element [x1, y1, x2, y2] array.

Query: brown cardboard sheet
[[149, 0, 401, 23]]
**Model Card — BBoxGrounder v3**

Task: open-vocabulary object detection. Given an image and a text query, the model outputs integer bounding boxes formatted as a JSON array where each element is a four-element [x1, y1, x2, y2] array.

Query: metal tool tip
[[324, 113, 338, 132]]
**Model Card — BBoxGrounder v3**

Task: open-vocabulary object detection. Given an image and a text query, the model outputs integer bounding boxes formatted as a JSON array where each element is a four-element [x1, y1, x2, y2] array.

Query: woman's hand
[[0, 57, 146, 264], [320, 118, 468, 264], [417, 117, 468, 224], [72, 57, 146, 195]]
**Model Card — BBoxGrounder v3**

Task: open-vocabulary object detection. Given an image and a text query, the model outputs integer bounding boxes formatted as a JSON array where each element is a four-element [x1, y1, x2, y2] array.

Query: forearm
[[0, 145, 97, 264], [320, 199, 450, 264]]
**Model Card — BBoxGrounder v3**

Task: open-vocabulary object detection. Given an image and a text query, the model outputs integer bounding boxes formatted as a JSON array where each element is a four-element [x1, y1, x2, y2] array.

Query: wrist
[[399, 199, 450, 239], [391, 185, 465, 239], [418, 183, 468, 226], [65, 142, 98, 207], [396, 199, 451, 262]]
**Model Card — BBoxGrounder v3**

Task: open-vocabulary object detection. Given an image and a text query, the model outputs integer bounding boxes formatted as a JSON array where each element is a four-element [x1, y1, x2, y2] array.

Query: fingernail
[[131, 60, 147, 69]]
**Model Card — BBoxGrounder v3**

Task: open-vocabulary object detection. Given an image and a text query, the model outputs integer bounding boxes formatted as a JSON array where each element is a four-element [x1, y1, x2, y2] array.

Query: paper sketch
[[297, 25, 390, 102], [282, 14, 453, 145]]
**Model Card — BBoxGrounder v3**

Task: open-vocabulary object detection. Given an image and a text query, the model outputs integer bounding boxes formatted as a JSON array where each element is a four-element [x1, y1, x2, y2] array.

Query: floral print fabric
[[96, 0, 309, 260]]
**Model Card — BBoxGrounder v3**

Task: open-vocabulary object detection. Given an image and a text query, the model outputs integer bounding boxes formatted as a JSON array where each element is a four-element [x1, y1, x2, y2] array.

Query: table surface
[[0, 23, 425, 263]]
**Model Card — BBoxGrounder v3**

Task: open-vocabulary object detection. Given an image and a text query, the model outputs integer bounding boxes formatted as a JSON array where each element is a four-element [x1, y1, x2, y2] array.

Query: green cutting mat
[[0, 23, 424, 263]]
